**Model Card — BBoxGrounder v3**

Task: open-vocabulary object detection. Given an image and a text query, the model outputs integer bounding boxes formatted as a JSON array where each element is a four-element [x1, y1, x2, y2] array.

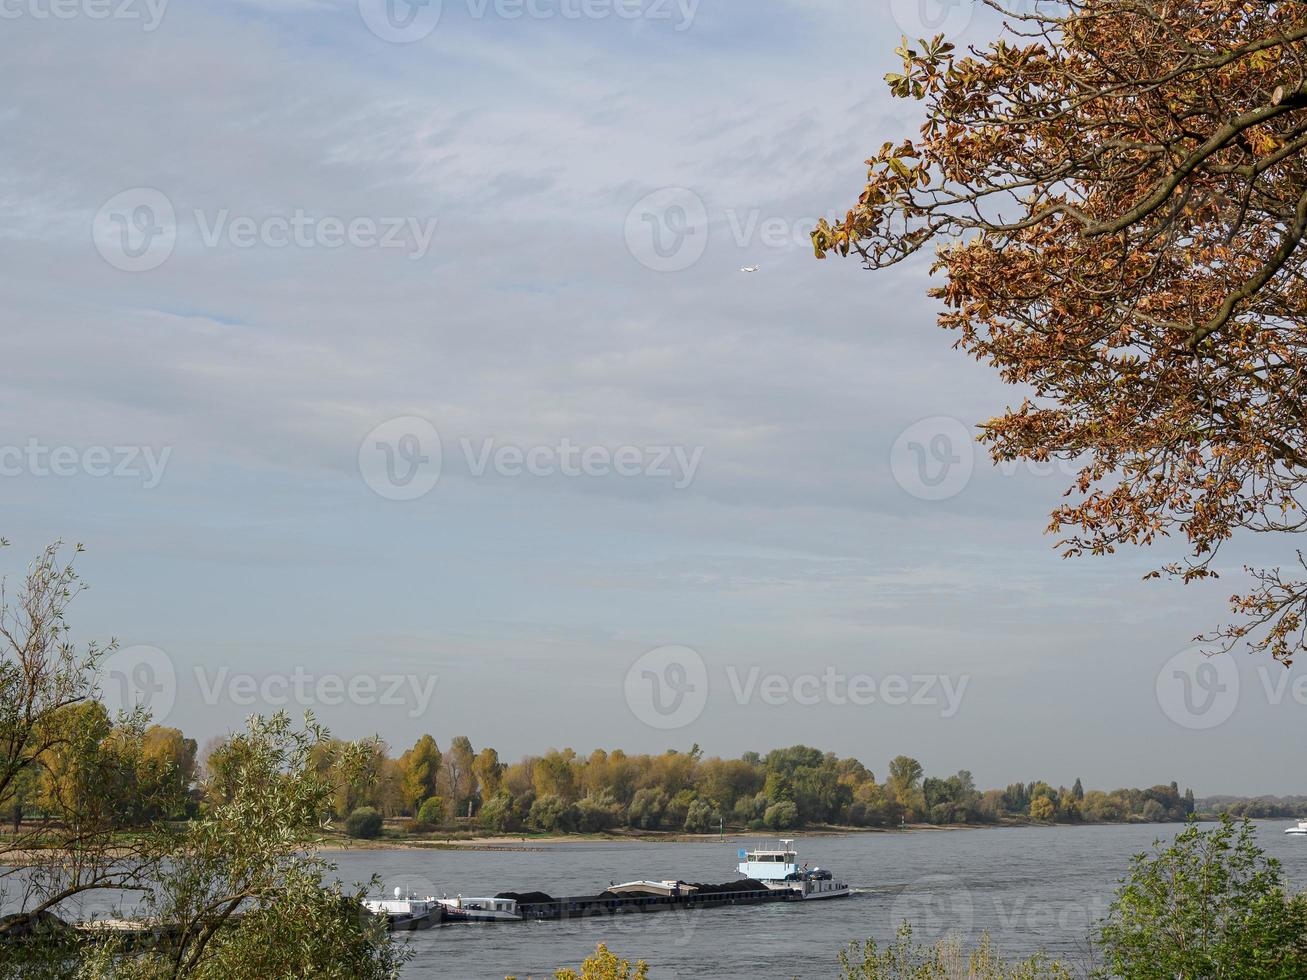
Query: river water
[[326, 820, 1307, 979]]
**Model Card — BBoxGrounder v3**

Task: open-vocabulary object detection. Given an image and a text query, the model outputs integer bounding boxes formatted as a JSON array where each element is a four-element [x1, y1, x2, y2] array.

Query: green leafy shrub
[[626, 788, 667, 830], [479, 792, 518, 832], [528, 794, 573, 833], [1097, 818, 1307, 978], [573, 792, 622, 833], [683, 799, 719, 833], [763, 800, 799, 830], [344, 806, 383, 839], [840, 924, 1069, 979], [416, 797, 445, 828]]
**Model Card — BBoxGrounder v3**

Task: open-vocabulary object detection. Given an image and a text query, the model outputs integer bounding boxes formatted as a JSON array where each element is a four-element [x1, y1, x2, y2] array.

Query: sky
[[0, 0, 1301, 796]]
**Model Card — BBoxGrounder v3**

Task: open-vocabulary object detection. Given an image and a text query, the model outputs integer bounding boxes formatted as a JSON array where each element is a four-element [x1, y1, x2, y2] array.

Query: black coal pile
[[495, 891, 555, 904]]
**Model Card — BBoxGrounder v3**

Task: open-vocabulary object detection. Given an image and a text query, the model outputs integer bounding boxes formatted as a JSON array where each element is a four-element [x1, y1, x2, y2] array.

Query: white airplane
[[740, 265, 759, 273]]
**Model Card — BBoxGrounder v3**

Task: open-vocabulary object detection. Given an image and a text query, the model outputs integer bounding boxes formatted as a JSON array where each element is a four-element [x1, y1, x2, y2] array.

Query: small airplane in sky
[[740, 265, 759, 273]]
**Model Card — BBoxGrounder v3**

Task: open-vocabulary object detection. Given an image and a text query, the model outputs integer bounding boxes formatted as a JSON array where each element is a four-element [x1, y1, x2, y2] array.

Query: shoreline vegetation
[[10, 714, 1304, 851]]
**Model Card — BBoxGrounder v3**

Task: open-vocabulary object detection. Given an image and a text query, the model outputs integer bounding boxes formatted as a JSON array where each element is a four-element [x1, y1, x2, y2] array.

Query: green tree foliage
[[509, 944, 648, 980], [107, 712, 407, 979], [478, 791, 518, 832], [840, 924, 1070, 979], [683, 799, 719, 833], [345, 806, 384, 839], [573, 792, 622, 833], [442, 735, 477, 816], [399, 734, 440, 813], [0, 543, 408, 978], [416, 796, 446, 828], [626, 788, 668, 830], [1097, 818, 1307, 978], [473, 746, 504, 799], [763, 800, 799, 830], [254, 731, 1216, 837], [1029, 797, 1056, 823], [528, 794, 572, 832]]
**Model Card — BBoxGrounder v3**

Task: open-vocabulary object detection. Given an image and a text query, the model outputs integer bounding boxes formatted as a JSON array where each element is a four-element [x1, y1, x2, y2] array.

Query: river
[[326, 820, 1307, 978]]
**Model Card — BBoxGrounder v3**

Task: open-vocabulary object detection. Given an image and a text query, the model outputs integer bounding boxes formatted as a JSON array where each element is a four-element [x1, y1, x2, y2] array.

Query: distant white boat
[[1286, 820, 1307, 836], [740, 266, 759, 273]]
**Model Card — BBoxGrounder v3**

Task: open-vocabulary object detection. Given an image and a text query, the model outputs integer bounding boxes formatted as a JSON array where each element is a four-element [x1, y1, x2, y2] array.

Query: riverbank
[[316, 812, 1267, 852], [315, 821, 989, 852]]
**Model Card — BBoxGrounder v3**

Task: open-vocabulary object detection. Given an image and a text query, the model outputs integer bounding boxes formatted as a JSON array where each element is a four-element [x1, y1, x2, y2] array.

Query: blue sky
[[0, 0, 1301, 795]]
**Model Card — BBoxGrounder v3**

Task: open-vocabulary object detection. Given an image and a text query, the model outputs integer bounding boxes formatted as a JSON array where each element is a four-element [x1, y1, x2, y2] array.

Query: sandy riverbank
[[313, 822, 981, 852]]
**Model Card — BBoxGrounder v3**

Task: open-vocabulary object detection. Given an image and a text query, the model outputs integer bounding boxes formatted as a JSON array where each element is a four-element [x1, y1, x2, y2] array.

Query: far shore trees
[[813, 1, 1307, 665]]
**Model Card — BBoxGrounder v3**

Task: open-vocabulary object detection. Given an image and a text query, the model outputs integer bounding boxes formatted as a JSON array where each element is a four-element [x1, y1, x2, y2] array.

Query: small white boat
[[736, 839, 850, 900], [363, 888, 439, 930], [1285, 820, 1307, 836]]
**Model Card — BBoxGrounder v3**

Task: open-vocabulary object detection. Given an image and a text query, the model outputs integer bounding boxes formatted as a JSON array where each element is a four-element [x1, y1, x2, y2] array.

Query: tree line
[[7, 713, 1217, 838], [279, 738, 1206, 836]]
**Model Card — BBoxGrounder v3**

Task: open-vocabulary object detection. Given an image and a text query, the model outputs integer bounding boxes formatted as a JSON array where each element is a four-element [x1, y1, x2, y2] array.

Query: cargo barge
[[365, 839, 848, 930]]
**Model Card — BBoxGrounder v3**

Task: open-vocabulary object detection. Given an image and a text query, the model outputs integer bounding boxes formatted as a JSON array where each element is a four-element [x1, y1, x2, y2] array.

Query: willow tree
[[0, 542, 406, 979], [814, 2, 1307, 663]]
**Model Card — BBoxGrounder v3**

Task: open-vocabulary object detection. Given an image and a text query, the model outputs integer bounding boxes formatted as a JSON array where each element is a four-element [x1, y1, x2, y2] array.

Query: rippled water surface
[[324, 821, 1307, 979]]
